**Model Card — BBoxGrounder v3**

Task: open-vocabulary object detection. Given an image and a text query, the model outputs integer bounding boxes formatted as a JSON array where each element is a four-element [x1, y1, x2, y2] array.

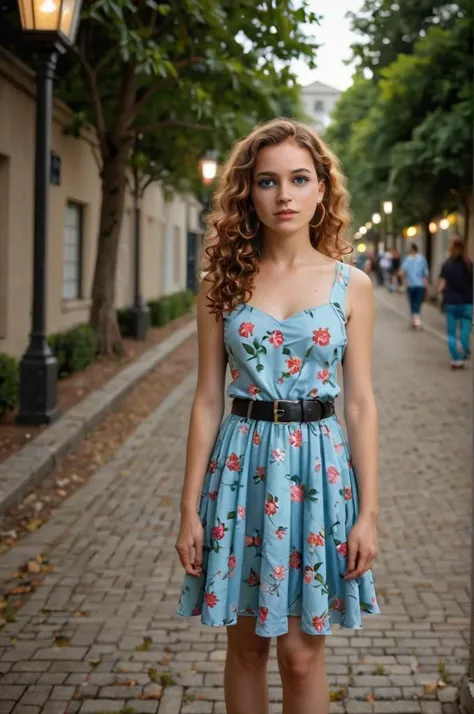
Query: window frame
[[62, 200, 84, 302]]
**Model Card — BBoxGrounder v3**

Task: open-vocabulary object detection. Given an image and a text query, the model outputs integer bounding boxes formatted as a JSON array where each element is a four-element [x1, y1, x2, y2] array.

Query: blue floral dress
[[176, 261, 380, 637]]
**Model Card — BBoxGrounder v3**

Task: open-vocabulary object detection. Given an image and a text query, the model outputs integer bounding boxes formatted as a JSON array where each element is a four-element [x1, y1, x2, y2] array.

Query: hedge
[[0, 353, 20, 419], [147, 289, 194, 329], [48, 324, 96, 377]]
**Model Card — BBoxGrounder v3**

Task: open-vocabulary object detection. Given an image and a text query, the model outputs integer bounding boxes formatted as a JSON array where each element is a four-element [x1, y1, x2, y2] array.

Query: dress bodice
[[223, 261, 350, 403]]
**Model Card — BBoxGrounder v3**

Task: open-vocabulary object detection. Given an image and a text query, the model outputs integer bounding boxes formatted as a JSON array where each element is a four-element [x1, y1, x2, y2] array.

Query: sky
[[293, 0, 365, 90]]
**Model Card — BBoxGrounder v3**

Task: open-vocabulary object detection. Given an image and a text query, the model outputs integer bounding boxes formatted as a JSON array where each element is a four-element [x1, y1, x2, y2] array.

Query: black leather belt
[[231, 398, 335, 424]]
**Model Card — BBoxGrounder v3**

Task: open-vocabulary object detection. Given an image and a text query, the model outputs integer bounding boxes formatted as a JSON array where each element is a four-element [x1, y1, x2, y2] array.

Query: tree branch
[[135, 119, 213, 134], [73, 37, 108, 158], [129, 56, 206, 127]]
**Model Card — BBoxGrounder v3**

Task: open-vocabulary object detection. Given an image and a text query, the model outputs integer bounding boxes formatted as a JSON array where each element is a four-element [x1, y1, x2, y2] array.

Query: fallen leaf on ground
[[26, 519, 42, 532]]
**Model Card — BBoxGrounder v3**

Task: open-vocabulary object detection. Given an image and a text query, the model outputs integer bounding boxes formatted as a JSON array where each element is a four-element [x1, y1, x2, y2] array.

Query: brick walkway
[[0, 289, 470, 714]]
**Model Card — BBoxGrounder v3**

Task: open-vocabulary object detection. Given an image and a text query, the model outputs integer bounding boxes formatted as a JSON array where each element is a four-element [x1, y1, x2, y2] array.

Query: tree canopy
[[326, 1, 473, 240]]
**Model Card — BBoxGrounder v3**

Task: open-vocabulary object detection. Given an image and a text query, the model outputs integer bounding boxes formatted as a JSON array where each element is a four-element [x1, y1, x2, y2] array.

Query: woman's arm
[[180, 276, 228, 514], [342, 267, 379, 580], [175, 276, 228, 576]]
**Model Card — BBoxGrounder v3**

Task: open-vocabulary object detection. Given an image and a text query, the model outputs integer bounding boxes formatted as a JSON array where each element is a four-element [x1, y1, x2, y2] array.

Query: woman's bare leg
[[224, 616, 271, 714], [276, 617, 329, 714]]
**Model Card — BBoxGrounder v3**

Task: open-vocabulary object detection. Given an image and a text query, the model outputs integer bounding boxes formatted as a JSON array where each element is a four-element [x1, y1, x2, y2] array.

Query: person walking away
[[437, 236, 473, 369], [174, 118, 380, 714], [399, 244, 430, 329], [389, 248, 401, 292]]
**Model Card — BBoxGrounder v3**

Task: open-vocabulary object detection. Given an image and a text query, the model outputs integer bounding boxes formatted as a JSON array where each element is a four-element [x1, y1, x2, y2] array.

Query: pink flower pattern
[[176, 262, 380, 637]]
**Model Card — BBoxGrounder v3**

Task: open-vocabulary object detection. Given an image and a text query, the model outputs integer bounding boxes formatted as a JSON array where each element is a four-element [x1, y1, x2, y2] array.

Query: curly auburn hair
[[203, 117, 352, 315]]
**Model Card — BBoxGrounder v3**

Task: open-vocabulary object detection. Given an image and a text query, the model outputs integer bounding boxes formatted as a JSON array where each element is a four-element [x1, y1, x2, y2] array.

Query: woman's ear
[[318, 180, 326, 202]]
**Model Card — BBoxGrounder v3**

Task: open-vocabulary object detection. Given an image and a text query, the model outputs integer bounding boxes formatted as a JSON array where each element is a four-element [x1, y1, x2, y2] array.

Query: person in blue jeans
[[399, 244, 430, 329], [438, 236, 473, 369]]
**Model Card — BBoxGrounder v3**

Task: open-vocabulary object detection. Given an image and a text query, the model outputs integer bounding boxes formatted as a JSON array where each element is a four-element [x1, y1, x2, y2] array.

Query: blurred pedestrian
[[399, 243, 430, 329], [437, 236, 473, 369], [389, 248, 401, 292], [379, 250, 392, 288]]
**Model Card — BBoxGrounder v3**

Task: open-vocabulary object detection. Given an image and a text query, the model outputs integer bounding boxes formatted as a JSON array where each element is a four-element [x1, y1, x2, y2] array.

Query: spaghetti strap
[[330, 261, 350, 323]]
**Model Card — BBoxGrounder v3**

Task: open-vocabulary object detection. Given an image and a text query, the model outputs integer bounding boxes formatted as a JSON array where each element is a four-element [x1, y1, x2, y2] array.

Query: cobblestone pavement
[[0, 290, 470, 714]]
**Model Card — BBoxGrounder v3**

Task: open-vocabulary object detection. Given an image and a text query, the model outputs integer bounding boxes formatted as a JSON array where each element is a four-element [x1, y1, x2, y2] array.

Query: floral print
[[176, 261, 380, 637]]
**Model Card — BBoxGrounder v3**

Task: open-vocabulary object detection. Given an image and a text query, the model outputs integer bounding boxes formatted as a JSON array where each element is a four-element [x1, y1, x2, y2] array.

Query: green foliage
[[0, 353, 20, 419], [48, 325, 97, 376], [327, 4, 473, 233], [148, 290, 193, 327]]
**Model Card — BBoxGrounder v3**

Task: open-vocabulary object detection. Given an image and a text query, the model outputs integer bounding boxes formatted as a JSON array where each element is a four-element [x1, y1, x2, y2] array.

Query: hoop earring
[[241, 217, 260, 240], [310, 203, 326, 229]]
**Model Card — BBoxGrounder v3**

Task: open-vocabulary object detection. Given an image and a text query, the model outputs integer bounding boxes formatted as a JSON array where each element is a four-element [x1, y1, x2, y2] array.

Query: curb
[[0, 318, 197, 520]]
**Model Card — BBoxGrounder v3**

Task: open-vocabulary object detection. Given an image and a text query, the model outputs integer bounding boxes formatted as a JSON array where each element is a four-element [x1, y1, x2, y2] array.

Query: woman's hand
[[175, 511, 204, 577], [344, 515, 379, 581]]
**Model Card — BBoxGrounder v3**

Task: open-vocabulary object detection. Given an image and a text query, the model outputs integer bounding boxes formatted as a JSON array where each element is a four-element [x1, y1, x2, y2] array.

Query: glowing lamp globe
[[17, 0, 82, 46], [199, 151, 218, 187]]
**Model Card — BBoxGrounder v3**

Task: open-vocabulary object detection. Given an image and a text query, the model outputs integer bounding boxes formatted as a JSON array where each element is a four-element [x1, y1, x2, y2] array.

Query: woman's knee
[[277, 638, 326, 685], [227, 620, 271, 670]]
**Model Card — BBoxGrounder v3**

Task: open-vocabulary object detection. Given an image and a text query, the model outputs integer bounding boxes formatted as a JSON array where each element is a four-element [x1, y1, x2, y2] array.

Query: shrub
[[0, 353, 20, 418], [148, 290, 194, 328], [148, 298, 171, 327], [48, 324, 96, 376]]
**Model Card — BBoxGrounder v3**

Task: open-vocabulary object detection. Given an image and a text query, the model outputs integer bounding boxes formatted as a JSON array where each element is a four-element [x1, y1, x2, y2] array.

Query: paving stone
[[79, 702, 126, 713], [49, 685, 77, 700], [373, 702, 421, 713], [0, 704, 15, 714], [127, 702, 160, 714], [0, 690, 25, 703]]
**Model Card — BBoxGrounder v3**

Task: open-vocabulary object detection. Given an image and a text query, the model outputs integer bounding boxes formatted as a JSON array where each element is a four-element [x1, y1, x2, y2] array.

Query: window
[[314, 100, 324, 113], [63, 202, 83, 300]]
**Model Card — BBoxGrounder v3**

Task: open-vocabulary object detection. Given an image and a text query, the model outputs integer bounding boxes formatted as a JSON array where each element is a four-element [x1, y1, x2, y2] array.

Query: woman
[[438, 236, 473, 369], [399, 243, 430, 329], [175, 118, 380, 714]]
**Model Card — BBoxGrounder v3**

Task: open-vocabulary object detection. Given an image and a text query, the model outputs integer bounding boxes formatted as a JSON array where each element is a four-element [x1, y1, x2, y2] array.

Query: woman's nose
[[277, 182, 293, 203]]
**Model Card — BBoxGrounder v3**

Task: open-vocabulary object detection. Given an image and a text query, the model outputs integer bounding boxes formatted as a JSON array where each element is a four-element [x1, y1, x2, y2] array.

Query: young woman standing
[[175, 118, 380, 714]]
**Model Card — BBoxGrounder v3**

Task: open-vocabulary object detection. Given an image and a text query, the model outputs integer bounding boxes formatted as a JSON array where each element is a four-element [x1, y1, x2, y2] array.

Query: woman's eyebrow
[[255, 168, 313, 177]]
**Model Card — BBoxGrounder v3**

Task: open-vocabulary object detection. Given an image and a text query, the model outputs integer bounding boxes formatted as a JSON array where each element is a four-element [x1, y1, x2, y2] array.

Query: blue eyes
[[257, 176, 310, 188]]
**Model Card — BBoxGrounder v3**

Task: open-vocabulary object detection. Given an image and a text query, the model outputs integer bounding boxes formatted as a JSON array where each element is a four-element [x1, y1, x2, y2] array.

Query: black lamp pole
[[16, 51, 61, 425], [130, 137, 149, 340]]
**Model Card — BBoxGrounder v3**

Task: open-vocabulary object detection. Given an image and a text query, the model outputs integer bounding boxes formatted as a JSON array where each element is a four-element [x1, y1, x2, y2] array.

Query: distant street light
[[199, 150, 218, 187], [382, 200, 394, 248], [359, 226, 368, 235], [16, 0, 83, 425], [406, 226, 417, 238], [440, 218, 450, 231], [429, 222, 438, 233], [365, 222, 373, 230], [372, 213, 381, 224]]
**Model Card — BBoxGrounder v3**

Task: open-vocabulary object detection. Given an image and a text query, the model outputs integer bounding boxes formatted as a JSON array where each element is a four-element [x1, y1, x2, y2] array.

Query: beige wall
[[0, 49, 202, 358]]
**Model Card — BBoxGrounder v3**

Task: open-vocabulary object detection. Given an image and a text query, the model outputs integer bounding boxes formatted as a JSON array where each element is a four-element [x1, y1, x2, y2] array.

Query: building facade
[[0, 49, 202, 358], [300, 80, 341, 133]]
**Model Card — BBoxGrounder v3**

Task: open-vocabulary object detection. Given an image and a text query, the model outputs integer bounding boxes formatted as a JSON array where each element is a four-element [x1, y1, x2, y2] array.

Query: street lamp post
[[198, 149, 218, 228], [130, 134, 149, 341], [383, 201, 394, 250], [15, 0, 83, 425], [372, 212, 382, 252]]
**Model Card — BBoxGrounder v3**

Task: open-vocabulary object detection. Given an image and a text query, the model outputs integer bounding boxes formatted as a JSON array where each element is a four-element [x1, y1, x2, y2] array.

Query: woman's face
[[250, 139, 325, 235]]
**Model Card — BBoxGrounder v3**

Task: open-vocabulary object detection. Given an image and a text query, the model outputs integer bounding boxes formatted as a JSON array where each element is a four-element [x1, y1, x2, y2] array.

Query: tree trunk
[[90, 145, 131, 356]]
